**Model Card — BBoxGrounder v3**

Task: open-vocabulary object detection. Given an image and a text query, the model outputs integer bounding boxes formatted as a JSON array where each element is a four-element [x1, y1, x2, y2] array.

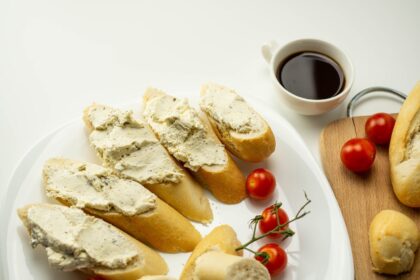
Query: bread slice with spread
[[200, 83, 275, 162], [389, 82, 420, 207], [142, 89, 247, 204], [82, 104, 212, 223], [180, 225, 270, 280], [18, 203, 168, 280], [43, 157, 201, 253]]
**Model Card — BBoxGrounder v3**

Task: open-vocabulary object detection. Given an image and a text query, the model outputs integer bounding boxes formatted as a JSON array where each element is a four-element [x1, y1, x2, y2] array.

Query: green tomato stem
[[235, 192, 311, 252]]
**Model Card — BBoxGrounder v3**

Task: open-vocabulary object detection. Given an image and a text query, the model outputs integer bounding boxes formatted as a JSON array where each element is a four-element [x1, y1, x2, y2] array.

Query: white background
[[1, 0, 419, 202]]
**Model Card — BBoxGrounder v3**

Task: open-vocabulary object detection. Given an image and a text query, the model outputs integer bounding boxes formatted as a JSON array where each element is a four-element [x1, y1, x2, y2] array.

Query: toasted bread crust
[[196, 112, 246, 203], [86, 199, 202, 253], [83, 104, 213, 223], [389, 82, 420, 207], [195, 155, 246, 204], [18, 204, 168, 280], [180, 225, 243, 280]]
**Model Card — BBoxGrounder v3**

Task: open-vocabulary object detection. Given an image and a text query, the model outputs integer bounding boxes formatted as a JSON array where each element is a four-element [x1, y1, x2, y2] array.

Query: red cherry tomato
[[246, 168, 276, 200], [259, 205, 289, 239], [87, 277, 105, 280], [340, 138, 376, 172], [365, 113, 396, 145], [255, 243, 288, 276]]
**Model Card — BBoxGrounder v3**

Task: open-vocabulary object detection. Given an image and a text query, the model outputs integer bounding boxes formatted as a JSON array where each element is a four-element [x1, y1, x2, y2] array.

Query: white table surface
[[1, 0, 419, 204]]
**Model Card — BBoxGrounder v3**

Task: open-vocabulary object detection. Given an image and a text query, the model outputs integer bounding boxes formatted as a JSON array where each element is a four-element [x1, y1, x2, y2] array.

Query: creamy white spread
[[86, 105, 183, 184], [44, 158, 157, 216], [26, 204, 138, 271], [200, 83, 265, 134], [143, 92, 227, 171]]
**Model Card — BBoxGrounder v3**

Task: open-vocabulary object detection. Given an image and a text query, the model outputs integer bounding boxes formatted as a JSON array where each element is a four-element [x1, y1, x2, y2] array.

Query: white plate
[[0, 95, 354, 280]]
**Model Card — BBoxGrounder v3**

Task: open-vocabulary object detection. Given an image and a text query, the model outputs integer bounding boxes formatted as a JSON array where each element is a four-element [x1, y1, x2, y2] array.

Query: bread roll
[[83, 104, 212, 223], [389, 82, 420, 207], [369, 210, 419, 275], [43, 158, 202, 253], [143, 89, 246, 204], [18, 204, 168, 280], [200, 83, 275, 162]]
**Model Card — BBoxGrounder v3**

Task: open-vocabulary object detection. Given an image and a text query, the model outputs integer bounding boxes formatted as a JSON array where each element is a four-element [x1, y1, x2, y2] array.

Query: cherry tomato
[[246, 168, 276, 200], [259, 205, 289, 239], [87, 277, 105, 280], [255, 243, 288, 276], [365, 113, 396, 145], [340, 138, 376, 172]]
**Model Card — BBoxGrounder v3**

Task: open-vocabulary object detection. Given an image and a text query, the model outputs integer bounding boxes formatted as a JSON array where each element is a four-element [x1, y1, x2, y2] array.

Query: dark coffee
[[277, 52, 345, 100]]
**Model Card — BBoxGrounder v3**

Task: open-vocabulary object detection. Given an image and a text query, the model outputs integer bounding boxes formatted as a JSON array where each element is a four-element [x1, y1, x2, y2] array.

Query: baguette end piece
[[180, 225, 242, 280]]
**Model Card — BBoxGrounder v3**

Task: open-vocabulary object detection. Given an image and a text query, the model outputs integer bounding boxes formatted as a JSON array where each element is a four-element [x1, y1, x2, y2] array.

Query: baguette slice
[[193, 251, 270, 280], [43, 158, 201, 252], [389, 82, 420, 207], [83, 104, 212, 223], [180, 225, 242, 280], [143, 89, 246, 204], [18, 203, 168, 280], [200, 83, 275, 162], [180, 225, 268, 280], [181, 225, 269, 280]]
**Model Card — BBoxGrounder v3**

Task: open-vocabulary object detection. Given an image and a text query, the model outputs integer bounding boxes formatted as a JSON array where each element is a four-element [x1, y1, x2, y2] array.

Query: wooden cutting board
[[320, 114, 420, 279]]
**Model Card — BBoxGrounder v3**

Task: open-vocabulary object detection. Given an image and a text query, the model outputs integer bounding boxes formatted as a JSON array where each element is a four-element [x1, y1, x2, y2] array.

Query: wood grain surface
[[320, 114, 420, 280]]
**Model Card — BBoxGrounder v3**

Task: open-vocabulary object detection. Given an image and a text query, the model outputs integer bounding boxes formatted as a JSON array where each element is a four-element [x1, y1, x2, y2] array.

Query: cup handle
[[261, 40, 279, 64]]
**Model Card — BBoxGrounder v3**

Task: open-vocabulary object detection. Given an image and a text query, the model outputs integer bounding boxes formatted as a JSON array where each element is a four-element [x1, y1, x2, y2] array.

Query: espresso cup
[[262, 39, 354, 115]]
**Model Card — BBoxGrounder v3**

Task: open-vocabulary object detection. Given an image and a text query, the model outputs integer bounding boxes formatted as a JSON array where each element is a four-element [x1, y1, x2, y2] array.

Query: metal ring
[[346, 87, 407, 117]]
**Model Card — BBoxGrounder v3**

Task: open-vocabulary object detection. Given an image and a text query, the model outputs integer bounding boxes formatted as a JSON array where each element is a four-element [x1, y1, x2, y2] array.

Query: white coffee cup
[[262, 39, 354, 115]]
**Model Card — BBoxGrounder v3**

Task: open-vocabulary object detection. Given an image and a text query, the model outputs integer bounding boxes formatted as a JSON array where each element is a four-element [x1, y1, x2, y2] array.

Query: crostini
[[200, 83, 275, 162], [83, 104, 212, 223], [18, 204, 168, 280], [43, 158, 202, 253], [143, 89, 246, 204]]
